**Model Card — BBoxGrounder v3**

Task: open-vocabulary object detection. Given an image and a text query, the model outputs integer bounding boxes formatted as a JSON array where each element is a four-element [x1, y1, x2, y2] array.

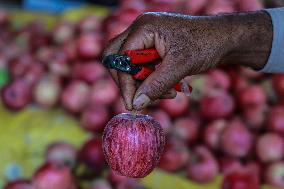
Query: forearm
[[221, 11, 273, 70]]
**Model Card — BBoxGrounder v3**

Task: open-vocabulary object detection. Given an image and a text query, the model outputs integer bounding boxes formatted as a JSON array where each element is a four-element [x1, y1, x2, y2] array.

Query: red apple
[[266, 106, 284, 134], [219, 157, 243, 174], [200, 90, 235, 120], [172, 117, 199, 145], [186, 146, 219, 183], [149, 110, 172, 135], [116, 179, 144, 189], [240, 67, 263, 79], [34, 75, 61, 108], [52, 22, 74, 45], [80, 105, 110, 133], [203, 119, 226, 150], [62, 41, 78, 62], [113, 98, 129, 114], [45, 141, 77, 167], [220, 119, 253, 158], [8, 53, 33, 78], [238, 85, 266, 109], [159, 139, 190, 172], [4, 180, 33, 189], [61, 81, 90, 114], [272, 74, 284, 98], [35, 47, 54, 65], [159, 93, 190, 118], [256, 133, 284, 163], [89, 179, 112, 189], [222, 168, 260, 189], [238, 0, 263, 11], [242, 105, 266, 130], [76, 32, 103, 59], [48, 50, 70, 77], [71, 62, 107, 84], [32, 163, 75, 189], [107, 169, 128, 185], [78, 138, 106, 171], [77, 15, 102, 33], [265, 162, 284, 187], [1, 80, 31, 110], [90, 79, 119, 106], [207, 69, 231, 90], [103, 113, 165, 178], [206, 1, 235, 15], [184, 0, 208, 15]]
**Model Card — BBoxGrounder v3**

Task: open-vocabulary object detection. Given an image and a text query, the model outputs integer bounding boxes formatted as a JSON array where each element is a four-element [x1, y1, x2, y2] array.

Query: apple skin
[[4, 180, 33, 189], [103, 113, 165, 178]]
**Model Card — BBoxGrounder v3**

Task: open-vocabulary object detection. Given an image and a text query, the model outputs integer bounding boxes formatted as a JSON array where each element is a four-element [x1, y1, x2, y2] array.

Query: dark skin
[[103, 11, 272, 111]]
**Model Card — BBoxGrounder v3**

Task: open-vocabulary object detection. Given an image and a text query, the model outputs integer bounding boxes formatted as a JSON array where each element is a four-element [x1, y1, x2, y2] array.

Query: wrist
[[222, 11, 273, 70]]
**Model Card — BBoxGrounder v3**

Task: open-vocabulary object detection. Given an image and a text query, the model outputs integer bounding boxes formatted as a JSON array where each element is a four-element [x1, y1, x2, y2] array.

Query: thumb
[[133, 56, 185, 110]]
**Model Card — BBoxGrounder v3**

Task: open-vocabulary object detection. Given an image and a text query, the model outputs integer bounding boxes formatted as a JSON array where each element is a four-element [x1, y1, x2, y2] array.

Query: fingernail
[[133, 94, 150, 110]]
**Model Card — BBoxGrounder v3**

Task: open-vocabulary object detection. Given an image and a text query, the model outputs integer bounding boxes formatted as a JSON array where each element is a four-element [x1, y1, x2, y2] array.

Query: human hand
[[103, 11, 272, 110]]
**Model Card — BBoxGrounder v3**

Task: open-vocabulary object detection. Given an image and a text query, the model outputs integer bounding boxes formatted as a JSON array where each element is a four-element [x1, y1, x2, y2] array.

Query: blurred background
[[0, 0, 284, 189]]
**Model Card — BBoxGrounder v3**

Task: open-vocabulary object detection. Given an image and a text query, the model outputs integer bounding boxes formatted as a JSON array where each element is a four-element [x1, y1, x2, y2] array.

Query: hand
[[103, 11, 272, 110]]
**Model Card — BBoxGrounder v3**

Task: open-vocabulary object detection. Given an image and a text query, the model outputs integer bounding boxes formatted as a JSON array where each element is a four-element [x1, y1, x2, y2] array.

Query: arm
[[103, 11, 273, 110]]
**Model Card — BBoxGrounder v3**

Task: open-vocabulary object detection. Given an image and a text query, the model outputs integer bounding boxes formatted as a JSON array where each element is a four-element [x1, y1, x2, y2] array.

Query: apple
[[207, 69, 231, 90], [45, 141, 77, 167], [186, 146, 219, 183], [200, 90, 235, 120], [265, 162, 284, 187], [89, 179, 112, 189], [172, 117, 199, 145], [33, 75, 61, 108], [71, 62, 107, 84], [203, 119, 226, 150], [32, 163, 76, 189], [76, 32, 103, 59], [159, 138, 190, 172], [107, 169, 128, 186], [52, 22, 74, 45], [4, 180, 33, 189], [103, 113, 165, 178], [242, 105, 266, 130], [149, 110, 172, 135], [238, 0, 263, 11], [89, 79, 119, 106], [159, 93, 190, 118], [61, 81, 90, 114], [220, 118, 253, 158], [256, 133, 284, 163], [222, 168, 260, 189], [80, 105, 110, 133], [238, 85, 266, 109], [266, 106, 284, 134], [78, 138, 106, 172], [77, 15, 102, 34], [219, 157, 243, 174], [1, 79, 31, 110], [272, 74, 284, 98]]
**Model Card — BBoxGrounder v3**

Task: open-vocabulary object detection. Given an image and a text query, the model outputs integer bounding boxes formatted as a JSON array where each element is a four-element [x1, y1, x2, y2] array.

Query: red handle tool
[[124, 48, 192, 93]]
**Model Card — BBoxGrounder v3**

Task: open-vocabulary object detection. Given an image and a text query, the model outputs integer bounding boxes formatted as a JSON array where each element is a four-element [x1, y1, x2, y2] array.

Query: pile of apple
[[4, 139, 148, 189], [2, 0, 284, 188]]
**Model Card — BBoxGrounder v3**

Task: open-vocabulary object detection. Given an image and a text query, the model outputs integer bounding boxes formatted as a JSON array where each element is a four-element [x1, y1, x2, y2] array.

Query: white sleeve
[[260, 8, 284, 73]]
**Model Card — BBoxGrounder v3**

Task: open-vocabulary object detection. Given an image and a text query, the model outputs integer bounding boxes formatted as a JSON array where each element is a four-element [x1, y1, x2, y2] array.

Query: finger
[[117, 27, 156, 110], [133, 56, 185, 110], [161, 89, 177, 99], [102, 28, 130, 57], [117, 72, 136, 111], [109, 69, 119, 85]]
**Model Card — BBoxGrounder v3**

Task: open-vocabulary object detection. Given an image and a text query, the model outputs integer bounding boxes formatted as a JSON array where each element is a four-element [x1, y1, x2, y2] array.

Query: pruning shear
[[102, 48, 192, 95]]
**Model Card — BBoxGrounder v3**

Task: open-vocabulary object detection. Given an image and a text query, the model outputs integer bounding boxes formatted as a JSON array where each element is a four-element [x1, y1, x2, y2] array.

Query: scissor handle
[[124, 48, 160, 65]]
